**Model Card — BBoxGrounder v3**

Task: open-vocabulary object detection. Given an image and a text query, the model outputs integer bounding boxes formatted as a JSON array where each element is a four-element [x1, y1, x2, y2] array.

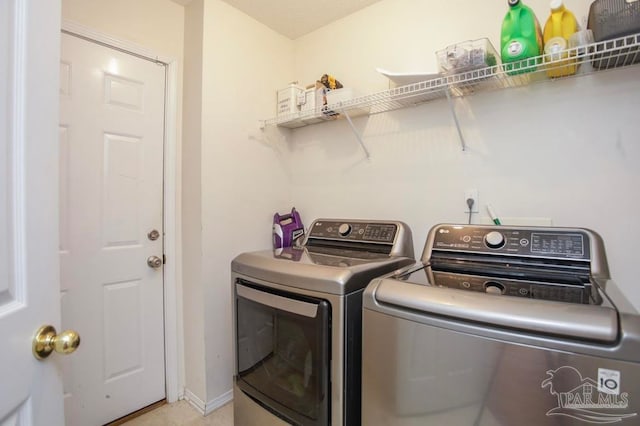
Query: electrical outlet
[[464, 189, 479, 213]]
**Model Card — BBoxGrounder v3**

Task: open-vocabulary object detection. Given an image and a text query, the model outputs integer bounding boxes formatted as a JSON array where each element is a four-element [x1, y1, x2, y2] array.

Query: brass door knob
[[33, 325, 81, 360]]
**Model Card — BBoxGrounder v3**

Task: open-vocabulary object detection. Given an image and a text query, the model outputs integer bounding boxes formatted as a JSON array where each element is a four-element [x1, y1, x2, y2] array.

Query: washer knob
[[485, 231, 505, 249], [485, 282, 505, 295], [338, 223, 352, 236]]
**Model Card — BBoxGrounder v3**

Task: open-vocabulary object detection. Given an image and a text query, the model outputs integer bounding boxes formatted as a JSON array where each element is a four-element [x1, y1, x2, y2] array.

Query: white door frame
[[60, 20, 182, 404]]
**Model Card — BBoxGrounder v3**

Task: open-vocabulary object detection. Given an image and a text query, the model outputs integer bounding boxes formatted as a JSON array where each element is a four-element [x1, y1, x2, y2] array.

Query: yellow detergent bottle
[[543, 0, 578, 77]]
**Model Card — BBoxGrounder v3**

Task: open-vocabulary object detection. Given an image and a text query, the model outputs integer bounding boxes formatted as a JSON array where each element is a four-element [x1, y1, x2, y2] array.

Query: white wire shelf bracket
[[340, 110, 371, 159], [262, 32, 640, 151]]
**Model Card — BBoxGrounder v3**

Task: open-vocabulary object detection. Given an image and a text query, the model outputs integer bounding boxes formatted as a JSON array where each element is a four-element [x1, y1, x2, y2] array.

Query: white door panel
[[60, 32, 166, 425], [0, 0, 65, 424]]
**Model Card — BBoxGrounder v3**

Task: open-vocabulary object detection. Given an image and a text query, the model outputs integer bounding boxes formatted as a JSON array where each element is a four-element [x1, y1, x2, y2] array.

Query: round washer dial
[[485, 281, 505, 295], [485, 231, 506, 249], [338, 223, 352, 236]]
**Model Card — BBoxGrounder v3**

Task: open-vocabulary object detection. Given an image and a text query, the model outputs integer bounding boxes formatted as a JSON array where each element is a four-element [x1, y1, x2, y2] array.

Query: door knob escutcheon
[[33, 325, 80, 360]]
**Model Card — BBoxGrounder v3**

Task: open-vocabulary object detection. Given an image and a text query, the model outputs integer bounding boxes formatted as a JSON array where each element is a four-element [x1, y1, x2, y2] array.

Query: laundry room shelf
[[263, 32, 640, 131]]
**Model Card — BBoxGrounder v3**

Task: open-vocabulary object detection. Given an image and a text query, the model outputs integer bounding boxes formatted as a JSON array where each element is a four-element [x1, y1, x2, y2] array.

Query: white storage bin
[[277, 84, 304, 116], [325, 88, 369, 117], [326, 88, 359, 105], [299, 87, 323, 112], [300, 86, 337, 124]]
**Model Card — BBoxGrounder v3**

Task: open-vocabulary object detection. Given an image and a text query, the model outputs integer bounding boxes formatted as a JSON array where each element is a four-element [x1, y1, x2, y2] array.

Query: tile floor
[[121, 400, 233, 426]]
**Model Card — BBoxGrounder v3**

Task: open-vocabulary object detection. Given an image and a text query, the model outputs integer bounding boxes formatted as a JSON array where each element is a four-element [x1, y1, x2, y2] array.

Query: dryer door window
[[235, 280, 331, 426]]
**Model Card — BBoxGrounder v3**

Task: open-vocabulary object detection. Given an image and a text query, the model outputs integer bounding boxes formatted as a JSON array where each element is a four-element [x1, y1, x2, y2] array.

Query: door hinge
[[163, 254, 166, 265]]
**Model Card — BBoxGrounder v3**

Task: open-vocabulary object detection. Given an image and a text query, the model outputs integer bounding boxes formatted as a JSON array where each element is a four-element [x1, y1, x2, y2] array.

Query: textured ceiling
[[171, 0, 382, 39]]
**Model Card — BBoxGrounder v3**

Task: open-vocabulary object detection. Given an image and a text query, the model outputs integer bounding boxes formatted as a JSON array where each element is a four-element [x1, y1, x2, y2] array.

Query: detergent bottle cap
[[508, 0, 520, 6], [550, 0, 564, 11]]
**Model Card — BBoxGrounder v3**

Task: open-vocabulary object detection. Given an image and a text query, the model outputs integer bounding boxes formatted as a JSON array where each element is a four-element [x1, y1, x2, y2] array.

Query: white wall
[[283, 0, 640, 309], [197, 0, 294, 405]]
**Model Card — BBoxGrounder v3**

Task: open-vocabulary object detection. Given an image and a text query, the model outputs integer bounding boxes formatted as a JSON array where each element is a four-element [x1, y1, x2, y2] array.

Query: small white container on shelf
[[297, 85, 334, 124], [325, 88, 369, 117], [276, 83, 304, 117], [299, 87, 320, 112], [326, 87, 358, 104]]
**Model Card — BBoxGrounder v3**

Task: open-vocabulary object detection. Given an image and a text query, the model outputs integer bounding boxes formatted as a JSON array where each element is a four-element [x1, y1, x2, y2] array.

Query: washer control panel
[[309, 220, 397, 243], [431, 225, 591, 260]]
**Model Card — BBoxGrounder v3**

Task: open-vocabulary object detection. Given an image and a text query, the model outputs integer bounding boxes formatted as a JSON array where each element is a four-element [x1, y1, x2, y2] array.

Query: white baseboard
[[204, 389, 233, 415], [184, 388, 233, 416]]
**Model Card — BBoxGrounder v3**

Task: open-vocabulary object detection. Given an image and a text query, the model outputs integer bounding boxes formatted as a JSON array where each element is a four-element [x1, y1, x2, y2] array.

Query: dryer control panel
[[304, 219, 414, 259], [308, 220, 397, 243]]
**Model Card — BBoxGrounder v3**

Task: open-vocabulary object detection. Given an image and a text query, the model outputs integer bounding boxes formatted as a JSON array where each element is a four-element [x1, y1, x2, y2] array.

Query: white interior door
[[59, 32, 166, 425], [0, 0, 66, 425]]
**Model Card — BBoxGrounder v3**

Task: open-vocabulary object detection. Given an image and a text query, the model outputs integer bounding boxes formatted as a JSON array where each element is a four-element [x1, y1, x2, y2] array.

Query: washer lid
[[231, 248, 414, 295], [366, 274, 619, 342]]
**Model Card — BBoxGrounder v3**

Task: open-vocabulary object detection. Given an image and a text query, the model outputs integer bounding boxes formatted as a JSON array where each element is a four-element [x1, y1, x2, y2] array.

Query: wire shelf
[[265, 33, 640, 129]]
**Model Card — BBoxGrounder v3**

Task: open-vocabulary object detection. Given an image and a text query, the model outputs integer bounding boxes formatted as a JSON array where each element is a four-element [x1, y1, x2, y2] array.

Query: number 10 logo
[[598, 368, 621, 395]]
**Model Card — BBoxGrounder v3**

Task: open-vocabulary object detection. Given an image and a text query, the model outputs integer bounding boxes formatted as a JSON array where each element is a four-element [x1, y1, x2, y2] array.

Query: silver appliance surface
[[362, 223, 640, 426], [232, 218, 414, 295], [232, 219, 414, 426]]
